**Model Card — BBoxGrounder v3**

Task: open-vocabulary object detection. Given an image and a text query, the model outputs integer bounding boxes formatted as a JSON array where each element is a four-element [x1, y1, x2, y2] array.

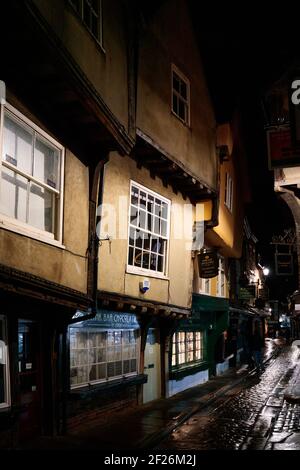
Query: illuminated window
[[172, 331, 204, 368], [171, 65, 190, 125], [69, 328, 139, 388]]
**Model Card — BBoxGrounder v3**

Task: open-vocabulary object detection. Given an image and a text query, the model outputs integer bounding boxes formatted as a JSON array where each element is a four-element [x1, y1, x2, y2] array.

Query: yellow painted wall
[[33, 0, 129, 130], [98, 152, 194, 309], [206, 123, 244, 259], [0, 95, 89, 293], [136, 0, 217, 189]]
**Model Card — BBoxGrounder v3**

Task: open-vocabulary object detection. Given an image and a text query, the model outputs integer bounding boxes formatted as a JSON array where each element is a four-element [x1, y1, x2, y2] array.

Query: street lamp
[[263, 267, 270, 276]]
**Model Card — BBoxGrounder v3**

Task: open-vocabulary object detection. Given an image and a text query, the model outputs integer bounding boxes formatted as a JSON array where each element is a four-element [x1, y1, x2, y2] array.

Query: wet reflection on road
[[158, 341, 300, 450]]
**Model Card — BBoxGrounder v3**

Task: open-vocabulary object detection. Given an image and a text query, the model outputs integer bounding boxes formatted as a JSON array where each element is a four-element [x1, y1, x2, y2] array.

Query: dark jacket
[[250, 332, 264, 351]]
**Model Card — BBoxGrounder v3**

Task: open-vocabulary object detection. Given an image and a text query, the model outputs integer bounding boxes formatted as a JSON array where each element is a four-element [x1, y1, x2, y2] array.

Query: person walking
[[251, 322, 265, 371]]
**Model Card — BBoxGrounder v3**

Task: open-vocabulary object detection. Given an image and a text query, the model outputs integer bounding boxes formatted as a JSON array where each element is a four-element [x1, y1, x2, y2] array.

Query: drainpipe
[[87, 156, 109, 316]]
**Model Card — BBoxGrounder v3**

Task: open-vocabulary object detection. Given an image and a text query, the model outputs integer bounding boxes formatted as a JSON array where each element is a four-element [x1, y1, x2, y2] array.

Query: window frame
[[171, 64, 190, 126], [126, 180, 171, 279], [171, 330, 204, 369], [217, 257, 226, 298], [0, 102, 65, 247], [199, 277, 211, 295], [68, 0, 104, 51], [69, 327, 140, 389], [0, 315, 10, 409], [224, 172, 233, 212]]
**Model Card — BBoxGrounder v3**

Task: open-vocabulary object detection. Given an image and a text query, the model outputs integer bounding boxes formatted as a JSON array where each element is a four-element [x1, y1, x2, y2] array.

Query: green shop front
[[167, 294, 229, 397]]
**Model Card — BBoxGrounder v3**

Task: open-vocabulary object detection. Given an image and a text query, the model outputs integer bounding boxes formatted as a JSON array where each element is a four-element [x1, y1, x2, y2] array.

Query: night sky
[[189, 3, 300, 300]]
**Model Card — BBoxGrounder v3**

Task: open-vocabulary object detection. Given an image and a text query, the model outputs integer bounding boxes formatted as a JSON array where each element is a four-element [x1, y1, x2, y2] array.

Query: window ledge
[[170, 361, 209, 380], [126, 265, 169, 280], [69, 373, 147, 399], [0, 218, 65, 249]]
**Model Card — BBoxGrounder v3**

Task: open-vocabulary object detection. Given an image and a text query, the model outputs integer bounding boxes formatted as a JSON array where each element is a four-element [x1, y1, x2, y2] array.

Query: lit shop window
[[0, 104, 64, 242], [69, 328, 139, 388], [0, 316, 10, 408], [128, 182, 170, 277], [171, 331, 204, 368]]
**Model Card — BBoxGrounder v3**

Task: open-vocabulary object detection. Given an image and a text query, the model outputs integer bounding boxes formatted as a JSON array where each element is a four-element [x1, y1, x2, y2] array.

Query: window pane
[[180, 81, 187, 100], [34, 136, 59, 189], [178, 99, 185, 120], [161, 202, 168, 219], [131, 186, 139, 206], [161, 220, 167, 237], [173, 73, 180, 92], [139, 210, 146, 230], [172, 94, 178, 114], [28, 183, 53, 233], [157, 255, 164, 272], [3, 114, 33, 175], [142, 252, 150, 269], [140, 191, 147, 210], [0, 168, 27, 223], [83, 1, 91, 27], [130, 206, 138, 226], [91, 14, 99, 38], [134, 249, 142, 267]]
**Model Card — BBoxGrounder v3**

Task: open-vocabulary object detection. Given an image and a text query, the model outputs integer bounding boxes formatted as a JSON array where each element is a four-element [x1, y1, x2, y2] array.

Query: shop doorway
[[18, 320, 41, 441], [143, 328, 161, 404]]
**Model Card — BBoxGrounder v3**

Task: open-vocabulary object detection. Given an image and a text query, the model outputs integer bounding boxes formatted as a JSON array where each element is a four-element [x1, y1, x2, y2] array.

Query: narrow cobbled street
[[157, 342, 300, 450]]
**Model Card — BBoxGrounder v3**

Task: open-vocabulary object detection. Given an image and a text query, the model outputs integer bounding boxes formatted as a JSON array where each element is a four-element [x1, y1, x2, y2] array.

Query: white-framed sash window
[[0, 103, 64, 244], [127, 181, 170, 278], [0, 315, 10, 409]]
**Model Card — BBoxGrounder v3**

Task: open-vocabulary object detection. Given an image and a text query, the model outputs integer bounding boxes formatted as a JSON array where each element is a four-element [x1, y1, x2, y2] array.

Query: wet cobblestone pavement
[[157, 343, 300, 450]]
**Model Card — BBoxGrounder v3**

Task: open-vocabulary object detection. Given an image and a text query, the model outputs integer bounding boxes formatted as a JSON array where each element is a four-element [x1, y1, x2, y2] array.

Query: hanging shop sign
[[275, 252, 294, 276], [198, 249, 219, 279], [238, 285, 256, 301], [267, 125, 300, 169]]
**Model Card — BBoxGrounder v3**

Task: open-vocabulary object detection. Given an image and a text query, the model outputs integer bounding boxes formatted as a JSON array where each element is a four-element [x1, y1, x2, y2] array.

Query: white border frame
[[126, 180, 171, 279], [0, 102, 65, 248]]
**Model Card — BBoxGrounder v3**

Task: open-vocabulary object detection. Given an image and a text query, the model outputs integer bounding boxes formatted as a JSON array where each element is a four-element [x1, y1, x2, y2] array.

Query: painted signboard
[[198, 249, 219, 279]]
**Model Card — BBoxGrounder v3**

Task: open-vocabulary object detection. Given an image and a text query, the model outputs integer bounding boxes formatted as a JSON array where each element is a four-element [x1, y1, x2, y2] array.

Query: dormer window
[[171, 65, 190, 126], [69, 0, 103, 47]]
